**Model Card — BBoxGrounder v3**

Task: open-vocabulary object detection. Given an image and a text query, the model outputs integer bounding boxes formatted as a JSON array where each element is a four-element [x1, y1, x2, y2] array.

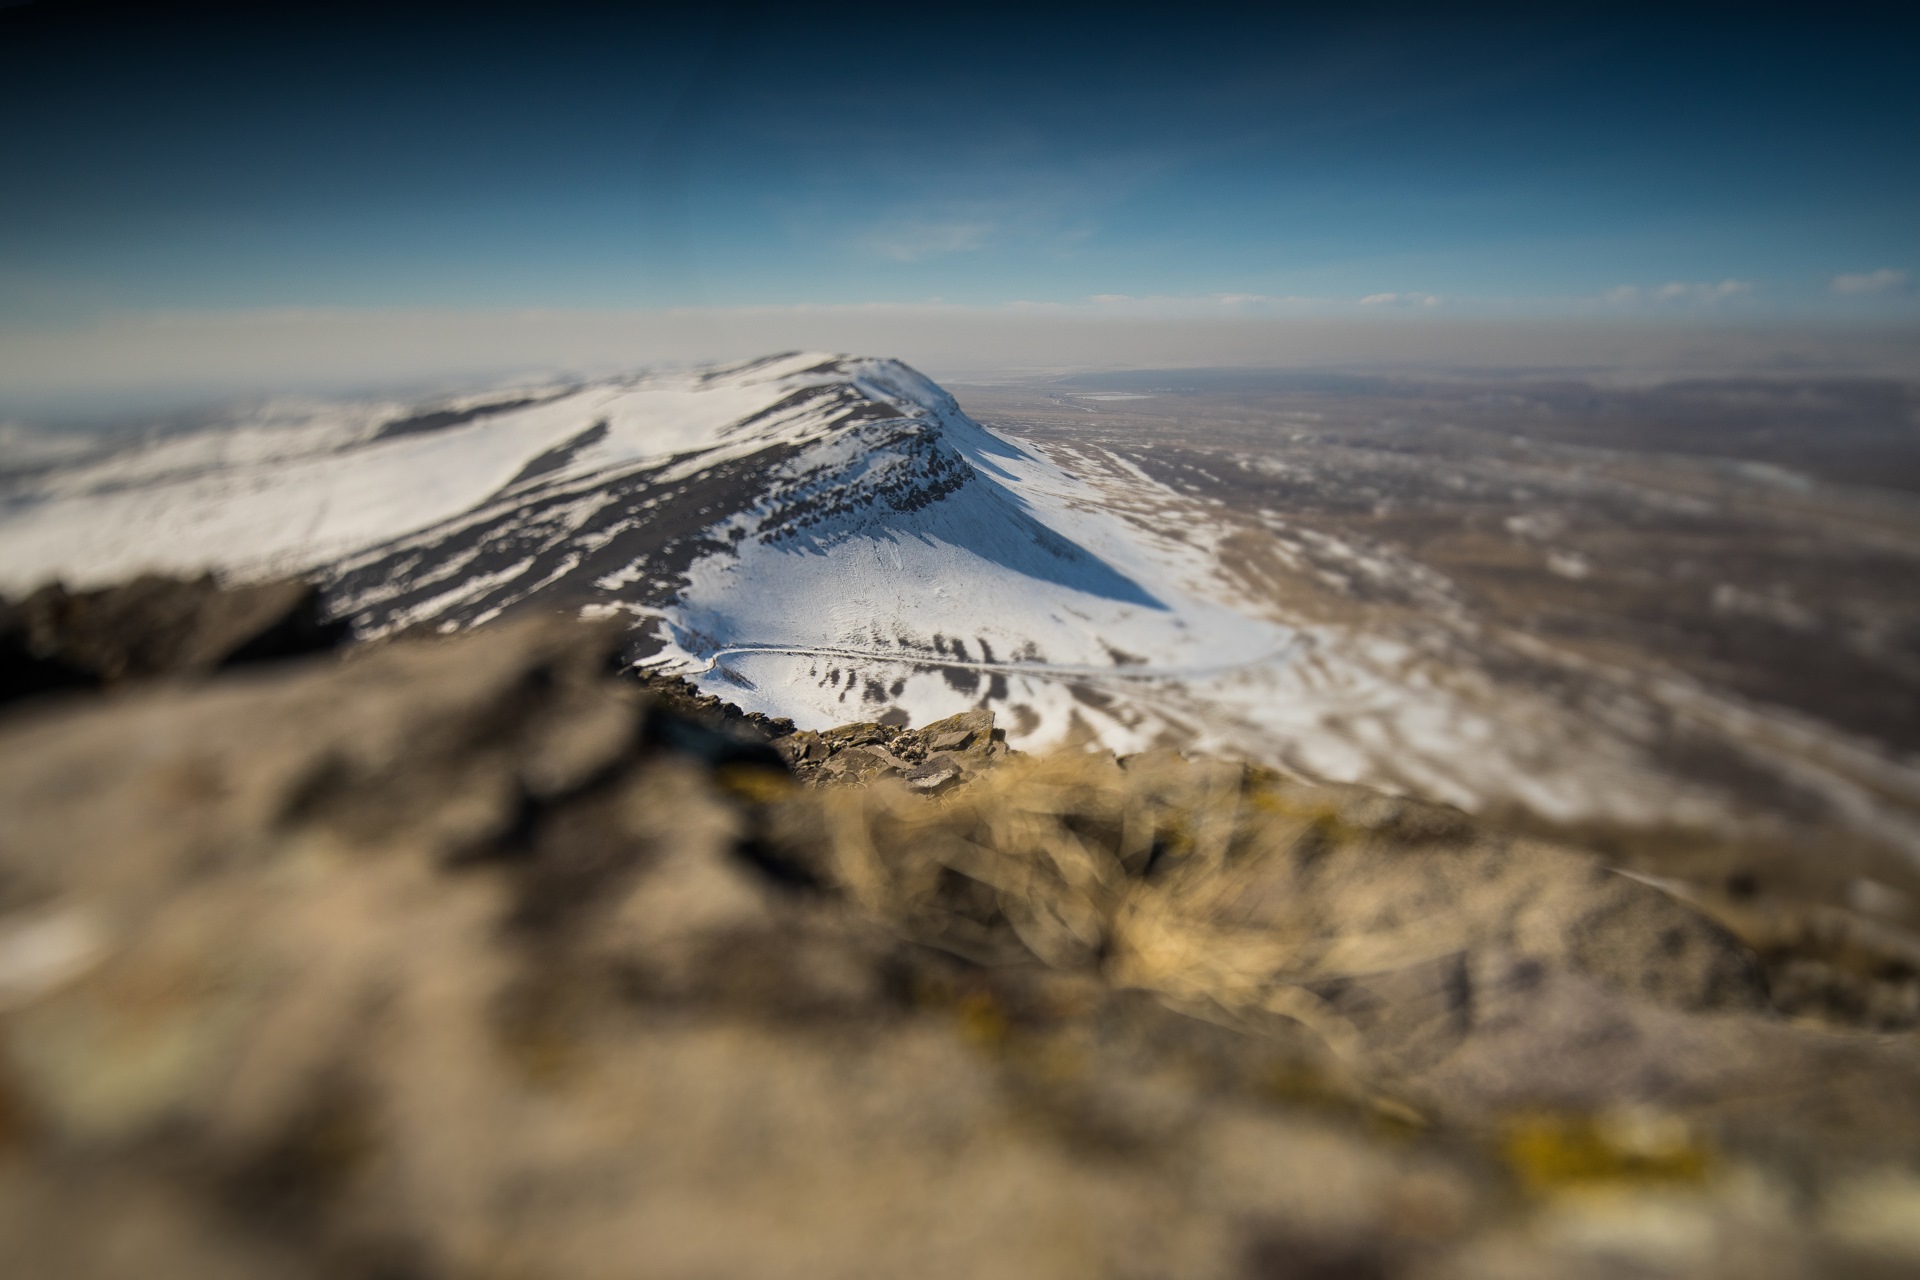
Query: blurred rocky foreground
[[3, 581, 1920, 1279]]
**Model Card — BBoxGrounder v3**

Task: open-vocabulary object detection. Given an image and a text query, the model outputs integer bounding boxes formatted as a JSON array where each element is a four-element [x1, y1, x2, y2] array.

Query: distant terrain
[[954, 370, 1920, 888], [3, 355, 1918, 910]]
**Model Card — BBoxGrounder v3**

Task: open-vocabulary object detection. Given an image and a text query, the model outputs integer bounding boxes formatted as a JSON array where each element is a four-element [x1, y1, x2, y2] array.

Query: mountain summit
[[0, 353, 1283, 746]]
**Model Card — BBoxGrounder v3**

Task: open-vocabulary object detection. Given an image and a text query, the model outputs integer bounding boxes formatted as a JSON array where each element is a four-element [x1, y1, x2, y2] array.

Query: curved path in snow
[[683, 638, 1309, 683]]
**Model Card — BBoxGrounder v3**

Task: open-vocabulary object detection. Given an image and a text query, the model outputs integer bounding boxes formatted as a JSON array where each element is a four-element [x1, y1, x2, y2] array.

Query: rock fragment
[[903, 756, 965, 793], [774, 706, 1008, 786], [921, 707, 995, 752]]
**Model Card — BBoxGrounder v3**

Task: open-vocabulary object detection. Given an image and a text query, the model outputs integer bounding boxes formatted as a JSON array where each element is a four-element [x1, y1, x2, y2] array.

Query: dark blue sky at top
[[1, 1, 1915, 324]]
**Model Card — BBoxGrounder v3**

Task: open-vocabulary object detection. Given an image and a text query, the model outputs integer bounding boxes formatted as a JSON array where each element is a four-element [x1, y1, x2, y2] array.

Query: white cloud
[[1088, 292, 1447, 315], [834, 156, 1154, 267], [1659, 280, 1752, 301], [1602, 280, 1754, 306], [1832, 268, 1910, 296], [859, 219, 995, 263], [1358, 292, 1442, 308], [1082, 293, 1321, 313]]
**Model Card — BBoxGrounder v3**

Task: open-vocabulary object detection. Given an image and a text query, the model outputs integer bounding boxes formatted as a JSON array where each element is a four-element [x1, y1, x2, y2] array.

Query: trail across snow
[[687, 640, 1308, 683]]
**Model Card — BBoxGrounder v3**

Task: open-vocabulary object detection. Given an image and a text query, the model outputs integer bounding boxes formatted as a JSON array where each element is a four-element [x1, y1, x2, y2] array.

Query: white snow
[[7, 351, 1917, 861], [0, 352, 844, 593]]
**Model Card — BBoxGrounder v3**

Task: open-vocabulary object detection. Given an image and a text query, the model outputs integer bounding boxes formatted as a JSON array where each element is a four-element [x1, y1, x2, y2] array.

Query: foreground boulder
[[1, 614, 1919, 1279], [0, 574, 349, 705]]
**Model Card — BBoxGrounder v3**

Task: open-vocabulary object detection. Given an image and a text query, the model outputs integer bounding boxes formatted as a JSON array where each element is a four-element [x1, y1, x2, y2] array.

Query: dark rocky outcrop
[[0, 574, 349, 706], [769, 706, 1009, 790]]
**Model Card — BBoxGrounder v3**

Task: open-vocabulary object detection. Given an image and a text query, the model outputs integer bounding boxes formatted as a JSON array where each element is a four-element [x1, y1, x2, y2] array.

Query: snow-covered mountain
[[7, 351, 1919, 864], [0, 353, 1284, 748]]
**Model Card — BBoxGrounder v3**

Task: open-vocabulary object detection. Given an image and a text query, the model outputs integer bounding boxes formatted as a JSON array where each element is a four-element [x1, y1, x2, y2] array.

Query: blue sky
[[2, 1, 1914, 332]]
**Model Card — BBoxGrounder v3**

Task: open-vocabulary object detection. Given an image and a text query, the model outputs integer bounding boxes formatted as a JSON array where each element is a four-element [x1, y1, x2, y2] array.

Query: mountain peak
[[0, 354, 1275, 750]]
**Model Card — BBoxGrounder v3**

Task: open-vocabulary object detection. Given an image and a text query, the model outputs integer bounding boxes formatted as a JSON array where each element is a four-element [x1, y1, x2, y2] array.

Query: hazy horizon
[[4, 306, 1917, 428], [3, 1, 1915, 422]]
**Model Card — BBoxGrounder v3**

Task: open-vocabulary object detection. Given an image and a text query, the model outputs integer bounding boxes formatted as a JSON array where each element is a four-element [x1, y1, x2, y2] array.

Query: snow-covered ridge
[[8, 351, 1920, 860], [0, 353, 1287, 749], [0, 352, 852, 589]]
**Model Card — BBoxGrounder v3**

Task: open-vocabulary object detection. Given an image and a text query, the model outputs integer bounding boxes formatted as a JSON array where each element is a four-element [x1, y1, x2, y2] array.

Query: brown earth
[[2, 582, 1920, 1278]]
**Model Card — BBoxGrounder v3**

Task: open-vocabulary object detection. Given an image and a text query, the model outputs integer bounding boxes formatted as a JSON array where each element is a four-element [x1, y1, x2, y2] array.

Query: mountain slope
[[0, 353, 1287, 747], [6, 352, 1920, 866]]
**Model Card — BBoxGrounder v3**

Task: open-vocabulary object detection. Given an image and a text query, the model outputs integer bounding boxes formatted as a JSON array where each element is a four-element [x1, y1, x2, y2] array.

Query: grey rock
[[920, 708, 995, 753], [0, 573, 349, 707], [903, 758, 964, 792], [2, 612, 1918, 1280]]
